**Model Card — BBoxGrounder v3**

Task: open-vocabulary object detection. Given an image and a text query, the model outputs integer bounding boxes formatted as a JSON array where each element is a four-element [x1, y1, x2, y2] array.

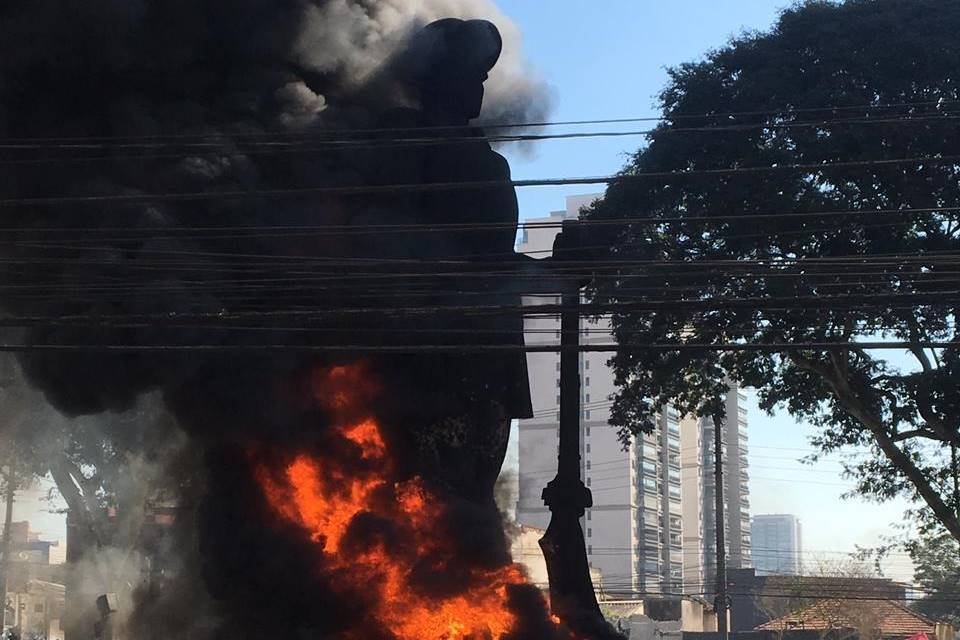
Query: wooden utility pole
[[539, 221, 619, 638], [0, 476, 15, 632], [713, 413, 729, 636]]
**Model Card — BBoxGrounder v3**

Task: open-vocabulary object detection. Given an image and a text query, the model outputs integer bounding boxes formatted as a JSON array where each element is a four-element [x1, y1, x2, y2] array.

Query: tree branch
[[891, 428, 941, 442], [789, 351, 960, 543], [47, 454, 107, 548], [904, 316, 957, 444]]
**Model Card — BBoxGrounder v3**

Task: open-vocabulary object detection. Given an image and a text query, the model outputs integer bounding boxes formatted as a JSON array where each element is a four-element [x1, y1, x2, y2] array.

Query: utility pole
[[539, 221, 619, 639], [713, 413, 728, 636], [0, 474, 15, 633]]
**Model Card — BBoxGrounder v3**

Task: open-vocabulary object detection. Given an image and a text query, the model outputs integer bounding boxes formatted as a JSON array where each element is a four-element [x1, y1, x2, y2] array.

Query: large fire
[[255, 363, 557, 639]]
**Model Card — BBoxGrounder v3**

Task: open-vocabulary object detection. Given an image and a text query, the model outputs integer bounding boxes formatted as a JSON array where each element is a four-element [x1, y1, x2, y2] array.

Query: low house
[[729, 568, 906, 631], [756, 598, 940, 640]]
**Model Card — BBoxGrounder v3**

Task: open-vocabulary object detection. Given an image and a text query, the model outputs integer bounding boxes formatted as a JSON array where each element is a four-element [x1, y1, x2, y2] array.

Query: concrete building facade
[[751, 514, 802, 575], [680, 388, 752, 601], [515, 195, 684, 596]]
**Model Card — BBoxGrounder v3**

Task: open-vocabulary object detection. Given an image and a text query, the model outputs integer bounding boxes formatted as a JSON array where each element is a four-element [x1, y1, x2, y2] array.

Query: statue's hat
[[404, 18, 502, 82]]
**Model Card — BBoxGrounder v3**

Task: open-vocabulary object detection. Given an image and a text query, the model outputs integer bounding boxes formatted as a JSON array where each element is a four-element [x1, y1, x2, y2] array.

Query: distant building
[[679, 387, 752, 602], [752, 514, 802, 575], [0, 522, 66, 638], [515, 194, 685, 596], [6, 580, 65, 640]]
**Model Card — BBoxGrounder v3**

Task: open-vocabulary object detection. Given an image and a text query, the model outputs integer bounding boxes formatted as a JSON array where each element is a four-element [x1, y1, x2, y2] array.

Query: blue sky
[[496, 0, 915, 580]]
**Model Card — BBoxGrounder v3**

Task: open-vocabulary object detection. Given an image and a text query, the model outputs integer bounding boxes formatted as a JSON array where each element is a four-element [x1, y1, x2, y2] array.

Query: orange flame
[[255, 363, 550, 639]]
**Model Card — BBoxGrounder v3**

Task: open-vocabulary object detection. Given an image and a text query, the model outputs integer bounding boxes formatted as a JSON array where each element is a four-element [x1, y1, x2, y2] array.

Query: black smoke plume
[[0, 1, 570, 638]]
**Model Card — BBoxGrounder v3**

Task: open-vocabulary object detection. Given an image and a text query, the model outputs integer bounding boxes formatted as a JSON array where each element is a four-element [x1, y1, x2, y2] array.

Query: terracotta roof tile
[[757, 599, 934, 637]]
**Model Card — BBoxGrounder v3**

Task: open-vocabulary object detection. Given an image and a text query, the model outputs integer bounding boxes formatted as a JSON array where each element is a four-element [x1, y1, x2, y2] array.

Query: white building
[[680, 388, 752, 600], [751, 514, 802, 575], [514, 195, 684, 596]]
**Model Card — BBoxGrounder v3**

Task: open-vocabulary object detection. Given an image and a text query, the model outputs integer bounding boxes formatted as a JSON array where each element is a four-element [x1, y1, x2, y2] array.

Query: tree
[[0, 353, 199, 636], [908, 530, 960, 621], [862, 525, 960, 622], [583, 0, 960, 543]]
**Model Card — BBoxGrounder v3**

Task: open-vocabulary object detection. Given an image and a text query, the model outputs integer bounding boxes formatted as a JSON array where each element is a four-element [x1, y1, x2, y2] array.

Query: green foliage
[[584, 0, 960, 538], [908, 531, 960, 621]]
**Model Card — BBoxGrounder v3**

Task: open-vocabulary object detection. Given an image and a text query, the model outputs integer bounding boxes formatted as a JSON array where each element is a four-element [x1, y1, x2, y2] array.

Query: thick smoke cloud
[[0, 0, 549, 420], [0, 1, 560, 638]]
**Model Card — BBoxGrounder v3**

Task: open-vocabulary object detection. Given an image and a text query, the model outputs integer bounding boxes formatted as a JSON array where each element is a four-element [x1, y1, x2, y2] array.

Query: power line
[[5, 96, 960, 143], [0, 340, 954, 354], [4, 153, 960, 208], [8, 203, 960, 238], [6, 113, 960, 162]]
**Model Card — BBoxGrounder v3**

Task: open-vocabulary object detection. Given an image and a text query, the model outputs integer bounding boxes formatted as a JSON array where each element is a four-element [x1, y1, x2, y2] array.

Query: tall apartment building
[[680, 388, 752, 600], [515, 195, 684, 596], [751, 514, 802, 575]]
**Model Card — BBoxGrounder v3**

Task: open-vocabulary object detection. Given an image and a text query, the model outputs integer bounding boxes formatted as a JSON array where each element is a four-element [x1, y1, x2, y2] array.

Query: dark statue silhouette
[[361, 18, 533, 503]]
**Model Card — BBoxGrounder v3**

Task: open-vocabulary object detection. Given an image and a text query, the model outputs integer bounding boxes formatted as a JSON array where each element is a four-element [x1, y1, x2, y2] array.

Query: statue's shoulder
[[375, 107, 426, 132]]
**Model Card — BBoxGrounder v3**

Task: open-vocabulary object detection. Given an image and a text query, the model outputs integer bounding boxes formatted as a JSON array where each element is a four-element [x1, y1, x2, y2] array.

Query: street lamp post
[[538, 221, 619, 638]]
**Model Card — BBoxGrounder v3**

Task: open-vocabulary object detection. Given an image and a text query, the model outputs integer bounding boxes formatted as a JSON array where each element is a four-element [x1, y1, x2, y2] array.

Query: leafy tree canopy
[[584, 0, 960, 540]]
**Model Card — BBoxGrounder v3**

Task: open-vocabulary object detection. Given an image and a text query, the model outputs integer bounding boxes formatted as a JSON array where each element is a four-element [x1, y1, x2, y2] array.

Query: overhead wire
[[3, 153, 960, 208], [5, 112, 960, 165], [5, 96, 960, 144]]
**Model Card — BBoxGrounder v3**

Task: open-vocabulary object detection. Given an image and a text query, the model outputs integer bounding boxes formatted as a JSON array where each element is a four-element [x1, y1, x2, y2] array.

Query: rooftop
[[757, 599, 933, 637]]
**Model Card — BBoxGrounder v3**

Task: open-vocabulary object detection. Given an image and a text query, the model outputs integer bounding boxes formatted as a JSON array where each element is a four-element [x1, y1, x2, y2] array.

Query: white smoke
[[293, 0, 551, 123]]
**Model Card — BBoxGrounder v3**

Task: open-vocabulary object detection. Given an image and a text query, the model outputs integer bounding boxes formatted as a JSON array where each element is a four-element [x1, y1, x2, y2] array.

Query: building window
[[587, 510, 592, 521], [557, 379, 561, 388], [586, 444, 591, 453], [585, 393, 590, 403], [668, 485, 681, 501], [556, 395, 561, 405], [585, 410, 591, 419], [588, 545, 593, 555], [643, 477, 657, 491], [586, 460, 591, 470], [585, 377, 590, 386], [586, 426, 591, 436], [586, 477, 591, 487], [556, 362, 561, 372], [587, 528, 592, 537], [585, 360, 590, 370]]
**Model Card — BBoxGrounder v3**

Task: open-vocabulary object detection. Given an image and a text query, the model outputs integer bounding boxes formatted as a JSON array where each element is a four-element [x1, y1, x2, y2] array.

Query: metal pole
[[539, 221, 619, 639], [713, 413, 729, 636]]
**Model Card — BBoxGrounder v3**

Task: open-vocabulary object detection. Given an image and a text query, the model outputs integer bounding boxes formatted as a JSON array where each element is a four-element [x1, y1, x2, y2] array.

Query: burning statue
[[367, 17, 533, 501], [208, 19, 555, 638], [0, 1, 611, 636]]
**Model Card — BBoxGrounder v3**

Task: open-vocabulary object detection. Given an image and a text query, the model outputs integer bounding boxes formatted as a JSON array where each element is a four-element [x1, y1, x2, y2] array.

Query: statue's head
[[404, 18, 502, 122]]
